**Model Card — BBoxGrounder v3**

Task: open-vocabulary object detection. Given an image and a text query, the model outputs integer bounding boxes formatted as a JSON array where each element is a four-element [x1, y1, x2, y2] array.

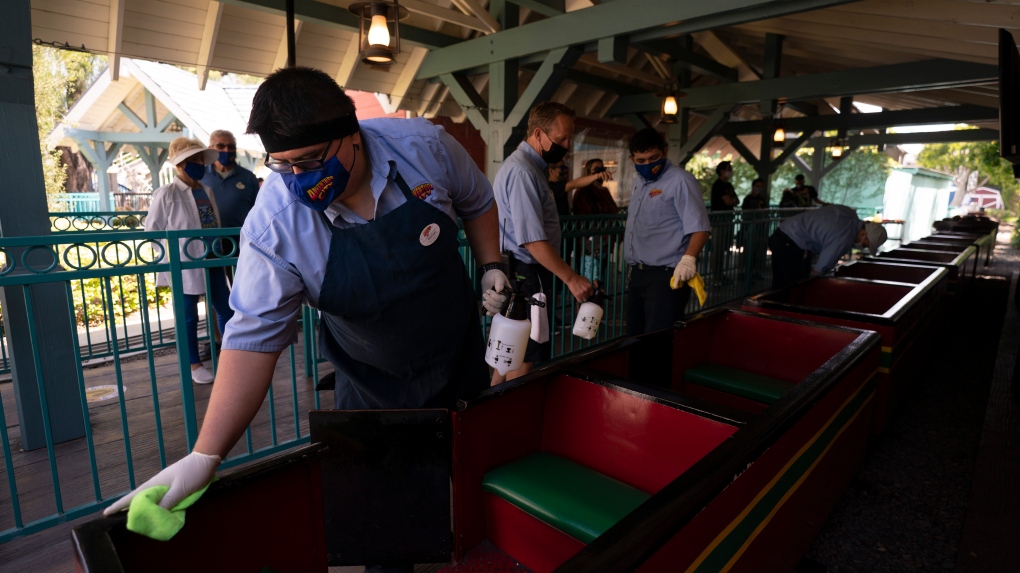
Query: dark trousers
[[509, 260, 554, 363], [625, 266, 692, 336], [182, 268, 233, 365], [768, 229, 811, 289]]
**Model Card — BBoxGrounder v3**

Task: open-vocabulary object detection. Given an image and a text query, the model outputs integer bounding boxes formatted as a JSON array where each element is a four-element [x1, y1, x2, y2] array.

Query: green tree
[[686, 152, 758, 204], [916, 140, 1018, 211], [32, 46, 105, 195]]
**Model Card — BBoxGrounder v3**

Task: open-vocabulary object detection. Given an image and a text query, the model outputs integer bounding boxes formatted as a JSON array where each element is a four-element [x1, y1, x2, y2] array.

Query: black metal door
[[309, 409, 452, 566]]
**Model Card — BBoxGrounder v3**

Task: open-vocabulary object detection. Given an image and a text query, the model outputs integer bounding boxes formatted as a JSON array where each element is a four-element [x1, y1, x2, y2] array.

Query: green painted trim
[[692, 375, 877, 571]]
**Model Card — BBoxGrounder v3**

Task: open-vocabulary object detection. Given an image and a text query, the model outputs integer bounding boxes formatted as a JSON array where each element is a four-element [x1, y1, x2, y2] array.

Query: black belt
[[631, 263, 673, 272]]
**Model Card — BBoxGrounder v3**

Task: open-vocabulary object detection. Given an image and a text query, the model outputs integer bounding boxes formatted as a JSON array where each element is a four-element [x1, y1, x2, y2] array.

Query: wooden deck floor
[[0, 338, 332, 572]]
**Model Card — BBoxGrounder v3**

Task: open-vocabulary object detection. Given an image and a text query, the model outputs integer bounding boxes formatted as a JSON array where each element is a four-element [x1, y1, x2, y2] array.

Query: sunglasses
[[264, 139, 338, 174]]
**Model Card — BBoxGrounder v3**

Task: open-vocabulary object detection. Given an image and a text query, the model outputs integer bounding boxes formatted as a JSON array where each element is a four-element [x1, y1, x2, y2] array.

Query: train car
[[742, 271, 946, 435], [71, 310, 880, 573], [912, 235, 990, 267], [868, 244, 977, 292]]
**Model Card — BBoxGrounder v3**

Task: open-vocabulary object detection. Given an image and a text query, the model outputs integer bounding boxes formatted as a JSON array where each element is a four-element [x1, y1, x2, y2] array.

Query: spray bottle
[[572, 283, 610, 340], [485, 276, 546, 375]]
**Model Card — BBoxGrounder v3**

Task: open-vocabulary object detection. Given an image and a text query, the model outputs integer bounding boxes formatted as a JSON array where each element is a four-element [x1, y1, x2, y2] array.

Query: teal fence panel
[[0, 204, 877, 542]]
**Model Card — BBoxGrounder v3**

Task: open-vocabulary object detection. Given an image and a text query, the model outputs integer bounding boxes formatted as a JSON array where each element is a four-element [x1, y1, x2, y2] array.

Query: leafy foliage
[[916, 140, 1018, 211], [32, 46, 105, 195]]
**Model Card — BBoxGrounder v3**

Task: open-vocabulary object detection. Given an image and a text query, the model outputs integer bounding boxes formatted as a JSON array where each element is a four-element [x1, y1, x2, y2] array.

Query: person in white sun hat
[[147, 136, 235, 384]]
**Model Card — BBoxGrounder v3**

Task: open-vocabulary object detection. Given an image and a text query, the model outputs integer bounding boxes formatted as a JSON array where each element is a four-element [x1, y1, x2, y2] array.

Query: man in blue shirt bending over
[[769, 204, 887, 288]]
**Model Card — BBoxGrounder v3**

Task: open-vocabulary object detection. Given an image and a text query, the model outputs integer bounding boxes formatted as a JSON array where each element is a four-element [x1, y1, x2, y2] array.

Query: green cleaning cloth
[[126, 483, 212, 541]]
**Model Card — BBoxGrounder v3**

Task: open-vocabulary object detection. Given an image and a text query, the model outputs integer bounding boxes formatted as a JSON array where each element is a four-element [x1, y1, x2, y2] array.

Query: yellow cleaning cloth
[[126, 483, 212, 541], [670, 272, 708, 306]]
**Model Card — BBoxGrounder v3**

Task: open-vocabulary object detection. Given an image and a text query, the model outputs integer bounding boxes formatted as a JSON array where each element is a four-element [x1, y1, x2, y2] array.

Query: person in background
[[257, 177, 264, 188], [199, 130, 260, 358], [547, 160, 571, 219], [104, 68, 506, 573], [741, 178, 769, 278], [572, 158, 619, 287], [709, 161, 739, 285], [624, 128, 710, 335], [768, 204, 887, 288], [571, 158, 617, 216], [793, 173, 826, 206], [493, 101, 594, 385], [146, 137, 235, 384]]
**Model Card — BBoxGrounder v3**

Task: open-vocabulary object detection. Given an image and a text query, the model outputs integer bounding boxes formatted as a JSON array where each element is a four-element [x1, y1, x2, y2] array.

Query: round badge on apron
[[235, 182, 246, 189], [420, 223, 440, 246]]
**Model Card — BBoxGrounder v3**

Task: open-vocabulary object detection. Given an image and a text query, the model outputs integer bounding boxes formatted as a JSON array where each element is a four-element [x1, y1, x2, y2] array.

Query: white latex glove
[[481, 268, 509, 316], [103, 451, 221, 515], [673, 255, 698, 284]]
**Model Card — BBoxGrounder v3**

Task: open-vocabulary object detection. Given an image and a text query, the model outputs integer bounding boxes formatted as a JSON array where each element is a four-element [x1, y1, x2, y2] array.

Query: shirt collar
[[518, 140, 547, 170], [323, 133, 396, 226]]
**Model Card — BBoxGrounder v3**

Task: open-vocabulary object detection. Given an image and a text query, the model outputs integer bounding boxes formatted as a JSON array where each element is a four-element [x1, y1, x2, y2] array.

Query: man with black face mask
[[624, 128, 711, 335], [491, 102, 595, 385], [103, 67, 506, 573]]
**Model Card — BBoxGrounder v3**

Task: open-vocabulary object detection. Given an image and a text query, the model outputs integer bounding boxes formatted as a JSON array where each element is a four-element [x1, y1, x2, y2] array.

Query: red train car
[[742, 271, 946, 435], [71, 310, 880, 573]]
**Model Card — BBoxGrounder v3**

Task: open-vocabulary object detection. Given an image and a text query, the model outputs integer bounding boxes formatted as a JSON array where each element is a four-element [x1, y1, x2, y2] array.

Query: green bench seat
[[481, 452, 650, 544], [684, 363, 794, 404]]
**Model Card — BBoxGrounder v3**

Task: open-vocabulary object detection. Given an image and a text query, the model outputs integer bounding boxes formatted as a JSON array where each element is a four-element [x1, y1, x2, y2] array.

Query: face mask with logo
[[635, 157, 667, 182], [218, 151, 236, 166], [281, 152, 355, 211], [539, 131, 568, 164], [183, 161, 206, 181]]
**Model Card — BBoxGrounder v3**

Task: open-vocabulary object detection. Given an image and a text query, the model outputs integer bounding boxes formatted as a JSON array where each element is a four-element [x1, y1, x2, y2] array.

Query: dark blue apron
[[317, 172, 488, 410]]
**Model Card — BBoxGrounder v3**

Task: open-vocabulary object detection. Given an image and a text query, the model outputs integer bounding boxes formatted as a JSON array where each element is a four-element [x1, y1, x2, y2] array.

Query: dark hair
[[752, 178, 764, 186], [584, 158, 604, 175], [716, 161, 732, 175], [795, 173, 805, 181], [628, 128, 667, 155], [527, 102, 575, 135], [246, 67, 357, 138]]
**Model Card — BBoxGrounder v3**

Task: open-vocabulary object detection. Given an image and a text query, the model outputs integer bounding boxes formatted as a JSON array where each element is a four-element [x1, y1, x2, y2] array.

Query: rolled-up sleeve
[[436, 128, 494, 221], [222, 232, 305, 353]]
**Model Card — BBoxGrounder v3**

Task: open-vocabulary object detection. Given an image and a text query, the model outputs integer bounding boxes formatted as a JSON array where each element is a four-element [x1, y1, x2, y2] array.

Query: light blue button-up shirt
[[222, 117, 494, 353], [779, 205, 863, 274], [624, 161, 711, 267], [493, 141, 561, 265]]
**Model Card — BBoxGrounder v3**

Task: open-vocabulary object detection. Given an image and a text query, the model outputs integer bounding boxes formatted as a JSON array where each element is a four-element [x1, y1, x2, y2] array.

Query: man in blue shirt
[[201, 130, 260, 234], [491, 102, 594, 384], [769, 204, 887, 288], [624, 128, 711, 335], [105, 68, 508, 573]]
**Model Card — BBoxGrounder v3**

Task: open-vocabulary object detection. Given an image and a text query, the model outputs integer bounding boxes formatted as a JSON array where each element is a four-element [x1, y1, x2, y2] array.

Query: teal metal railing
[[0, 205, 865, 542]]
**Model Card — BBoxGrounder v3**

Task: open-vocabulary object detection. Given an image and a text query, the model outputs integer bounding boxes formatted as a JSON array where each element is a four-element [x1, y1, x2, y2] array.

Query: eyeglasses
[[264, 139, 338, 173]]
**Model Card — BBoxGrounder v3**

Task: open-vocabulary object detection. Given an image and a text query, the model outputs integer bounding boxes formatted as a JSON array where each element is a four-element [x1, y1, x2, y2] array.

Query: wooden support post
[[0, 1, 86, 449]]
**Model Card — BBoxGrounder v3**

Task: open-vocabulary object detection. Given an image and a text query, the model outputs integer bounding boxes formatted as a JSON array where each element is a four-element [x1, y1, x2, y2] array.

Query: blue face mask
[[217, 151, 236, 166], [183, 162, 206, 181], [635, 157, 667, 182], [592, 166, 606, 174], [280, 152, 354, 211]]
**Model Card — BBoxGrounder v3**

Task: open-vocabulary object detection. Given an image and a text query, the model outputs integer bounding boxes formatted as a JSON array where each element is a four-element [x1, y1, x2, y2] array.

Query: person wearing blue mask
[[146, 137, 235, 384], [198, 130, 260, 360], [623, 128, 711, 335], [200, 129, 260, 250], [103, 67, 506, 573]]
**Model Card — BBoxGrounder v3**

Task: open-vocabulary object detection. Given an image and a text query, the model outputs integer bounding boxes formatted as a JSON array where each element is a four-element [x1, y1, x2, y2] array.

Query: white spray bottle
[[485, 278, 545, 375], [572, 284, 609, 340]]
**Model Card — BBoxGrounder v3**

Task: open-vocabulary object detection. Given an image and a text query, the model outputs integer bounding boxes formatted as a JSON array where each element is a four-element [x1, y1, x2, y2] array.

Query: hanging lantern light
[[658, 80, 684, 124], [773, 126, 786, 143], [350, 1, 409, 66], [831, 137, 844, 158]]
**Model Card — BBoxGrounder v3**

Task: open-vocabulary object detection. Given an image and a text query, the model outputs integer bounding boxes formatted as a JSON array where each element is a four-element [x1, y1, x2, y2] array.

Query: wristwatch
[[479, 262, 506, 275]]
